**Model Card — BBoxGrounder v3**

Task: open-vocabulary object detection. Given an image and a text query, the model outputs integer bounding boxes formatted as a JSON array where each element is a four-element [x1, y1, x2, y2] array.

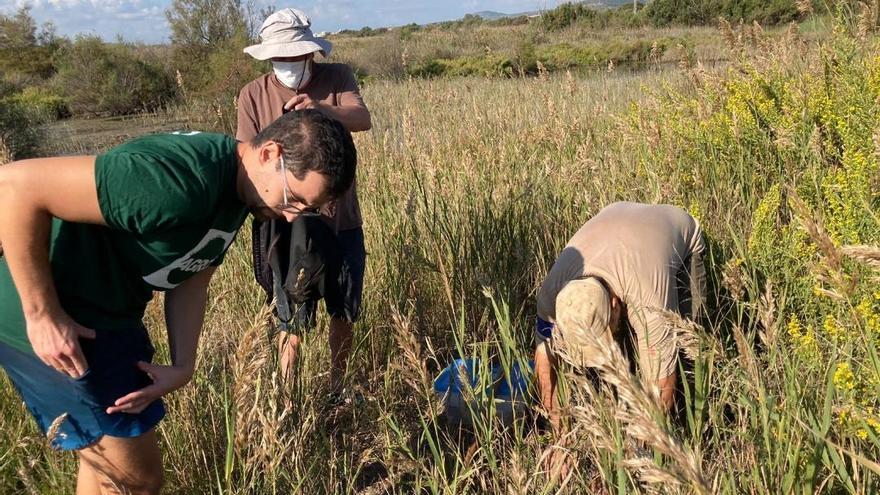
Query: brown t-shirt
[[236, 63, 367, 231]]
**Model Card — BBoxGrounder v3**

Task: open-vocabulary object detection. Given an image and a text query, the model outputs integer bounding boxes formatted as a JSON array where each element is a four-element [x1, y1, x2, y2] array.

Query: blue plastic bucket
[[432, 358, 533, 426]]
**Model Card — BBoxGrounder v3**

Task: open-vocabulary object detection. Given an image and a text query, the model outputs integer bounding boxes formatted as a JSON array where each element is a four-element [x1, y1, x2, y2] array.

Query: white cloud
[[48, 0, 84, 8], [6, 0, 569, 43], [6, 0, 169, 42]]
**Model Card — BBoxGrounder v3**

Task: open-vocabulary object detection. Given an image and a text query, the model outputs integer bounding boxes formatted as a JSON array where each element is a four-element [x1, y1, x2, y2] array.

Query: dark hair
[[251, 110, 357, 198]]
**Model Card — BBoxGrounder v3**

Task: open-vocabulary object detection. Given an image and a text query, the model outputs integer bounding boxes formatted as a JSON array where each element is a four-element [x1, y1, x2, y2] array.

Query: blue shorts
[[535, 316, 554, 344], [289, 227, 367, 331], [0, 327, 165, 451]]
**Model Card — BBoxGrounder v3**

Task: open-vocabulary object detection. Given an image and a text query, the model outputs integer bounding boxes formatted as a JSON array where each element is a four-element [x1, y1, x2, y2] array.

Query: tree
[[646, 0, 723, 26], [541, 3, 598, 31], [0, 6, 36, 49], [165, 0, 265, 101], [645, 0, 803, 26], [0, 5, 62, 79], [166, 0, 249, 49]]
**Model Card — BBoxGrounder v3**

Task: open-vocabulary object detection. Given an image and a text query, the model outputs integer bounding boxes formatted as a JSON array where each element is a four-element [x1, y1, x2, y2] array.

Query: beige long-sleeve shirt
[[537, 202, 705, 378]]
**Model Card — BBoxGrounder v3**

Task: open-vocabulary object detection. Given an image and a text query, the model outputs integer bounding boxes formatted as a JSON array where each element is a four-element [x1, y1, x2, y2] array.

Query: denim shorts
[[0, 327, 165, 450]]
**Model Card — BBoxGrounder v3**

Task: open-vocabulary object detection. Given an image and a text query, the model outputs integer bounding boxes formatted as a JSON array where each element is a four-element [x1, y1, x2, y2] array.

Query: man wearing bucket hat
[[534, 202, 707, 431], [237, 8, 371, 392]]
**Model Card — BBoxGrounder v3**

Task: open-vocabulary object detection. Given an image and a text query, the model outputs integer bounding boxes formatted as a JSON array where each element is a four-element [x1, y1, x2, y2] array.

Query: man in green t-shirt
[[0, 110, 355, 494]]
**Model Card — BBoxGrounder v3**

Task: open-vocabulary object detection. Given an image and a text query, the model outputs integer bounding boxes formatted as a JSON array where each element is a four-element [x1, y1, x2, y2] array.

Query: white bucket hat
[[244, 8, 332, 60], [553, 277, 614, 369]]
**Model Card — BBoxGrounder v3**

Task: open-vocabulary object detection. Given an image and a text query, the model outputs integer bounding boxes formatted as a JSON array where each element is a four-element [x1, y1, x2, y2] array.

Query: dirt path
[[43, 113, 194, 156]]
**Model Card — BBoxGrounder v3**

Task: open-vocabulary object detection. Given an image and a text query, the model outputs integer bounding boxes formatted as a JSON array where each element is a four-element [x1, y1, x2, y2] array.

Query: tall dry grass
[[3, 13, 880, 495]]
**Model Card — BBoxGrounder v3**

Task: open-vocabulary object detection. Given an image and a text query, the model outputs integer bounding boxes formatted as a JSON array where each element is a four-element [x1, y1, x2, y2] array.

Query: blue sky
[[1, 0, 571, 44]]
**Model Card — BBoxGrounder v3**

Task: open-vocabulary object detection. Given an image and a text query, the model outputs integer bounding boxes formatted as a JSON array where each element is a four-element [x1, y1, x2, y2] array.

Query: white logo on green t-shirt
[[143, 229, 236, 289]]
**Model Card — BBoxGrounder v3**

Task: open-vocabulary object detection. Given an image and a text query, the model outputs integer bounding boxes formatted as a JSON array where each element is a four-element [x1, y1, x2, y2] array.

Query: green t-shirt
[[0, 132, 248, 354]]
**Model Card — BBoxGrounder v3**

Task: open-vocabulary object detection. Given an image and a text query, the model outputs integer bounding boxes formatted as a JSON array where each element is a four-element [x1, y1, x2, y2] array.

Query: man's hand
[[26, 312, 96, 378], [107, 362, 193, 414], [284, 94, 323, 112]]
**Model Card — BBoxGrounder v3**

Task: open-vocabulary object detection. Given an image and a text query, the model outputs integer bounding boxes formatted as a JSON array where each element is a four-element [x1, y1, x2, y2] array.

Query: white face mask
[[272, 59, 312, 90]]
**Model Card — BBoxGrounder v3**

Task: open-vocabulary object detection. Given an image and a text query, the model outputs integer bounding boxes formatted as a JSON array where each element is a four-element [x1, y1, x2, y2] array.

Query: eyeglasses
[[277, 155, 322, 217]]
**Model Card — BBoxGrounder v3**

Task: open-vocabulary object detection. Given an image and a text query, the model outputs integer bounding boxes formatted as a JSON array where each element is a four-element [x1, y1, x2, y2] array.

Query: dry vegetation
[[3, 9, 880, 495], [327, 20, 821, 80]]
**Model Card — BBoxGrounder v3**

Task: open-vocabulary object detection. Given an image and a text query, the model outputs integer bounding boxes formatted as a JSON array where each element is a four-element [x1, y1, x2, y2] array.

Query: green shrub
[[337, 26, 388, 38], [605, 38, 663, 63], [406, 54, 514, 78], [722, 0, 800, 24], [646, 0, 717, 25], [195, 38, 263, 101], [169, 31, 263, 105], [646, 0, 803, 26], [432, 14, 486, 31], [512, 36, 539, 75], [487, 15, 531, 27], [539, 3, 652, 31], [0, 99, 44, 160], [445, 54, 514, 77], [165, 0, 261, 104], [402, 37, 672, 79], [541, 2, 599, 31], [406, 59, 448, 78], [536, 39, 668, 71], [537, 43, 602, 70], [398, 22, 420, 41], [4, 87, 69, 120], [52, 35, 176, 116], [0, 79, 19, 100]]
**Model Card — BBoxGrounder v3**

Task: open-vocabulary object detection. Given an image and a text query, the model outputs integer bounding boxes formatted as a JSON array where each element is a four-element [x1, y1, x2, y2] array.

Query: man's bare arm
[[108, 266, 216, 414], [318, 103, 371, 132], [284, 94, 372, 132], [535, 341, 560, 431], [0, 157, 104, 377]]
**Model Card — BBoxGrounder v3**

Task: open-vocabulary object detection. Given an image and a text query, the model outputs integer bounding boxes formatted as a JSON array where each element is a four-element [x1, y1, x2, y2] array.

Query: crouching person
[[534, 202, 706, 438]]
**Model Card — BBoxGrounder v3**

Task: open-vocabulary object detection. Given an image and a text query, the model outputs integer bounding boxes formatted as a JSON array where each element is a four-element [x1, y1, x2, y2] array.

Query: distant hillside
[[588, 0, 636, 6], [469, 1, 638, 20], [470, 11, 510, 20]]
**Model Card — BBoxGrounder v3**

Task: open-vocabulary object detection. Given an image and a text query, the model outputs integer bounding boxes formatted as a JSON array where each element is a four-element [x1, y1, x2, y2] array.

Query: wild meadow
[[3, 5, 880, 494]]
